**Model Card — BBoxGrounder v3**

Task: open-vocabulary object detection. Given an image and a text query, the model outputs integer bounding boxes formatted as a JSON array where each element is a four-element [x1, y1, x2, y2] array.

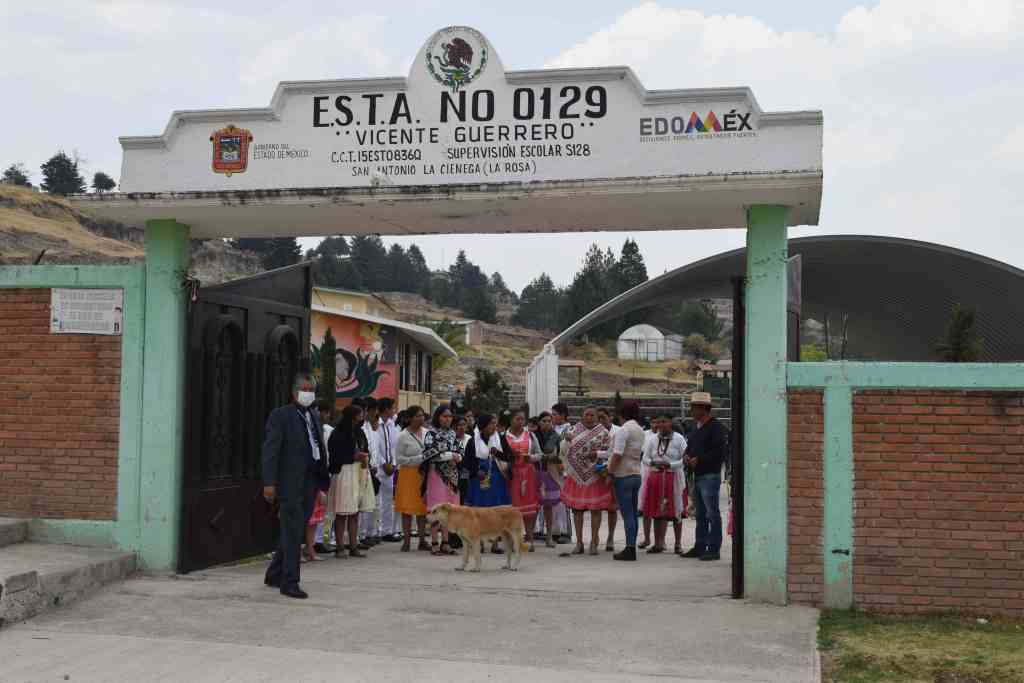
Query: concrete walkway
[[0, 518, 818, 682]]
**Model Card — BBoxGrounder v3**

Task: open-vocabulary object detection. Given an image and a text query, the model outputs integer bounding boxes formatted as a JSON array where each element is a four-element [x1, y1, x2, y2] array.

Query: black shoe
[[699, 552, 721, 562], [556, 535, 572, 544], [680, 547, 703, 559], [613, 547, 637, 561], [280, 587, 308, 599], [313, 543, 333, 554], [382, 534, 402, 543]]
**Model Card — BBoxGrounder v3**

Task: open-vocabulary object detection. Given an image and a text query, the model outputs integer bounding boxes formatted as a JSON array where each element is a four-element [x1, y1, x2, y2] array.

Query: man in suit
[[262, 372, 330, 599]]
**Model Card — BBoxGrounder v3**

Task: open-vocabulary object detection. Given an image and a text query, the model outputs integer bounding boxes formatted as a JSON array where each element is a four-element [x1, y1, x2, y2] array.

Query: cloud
[[536, 0, 1024, 284], [993, 124, 1024, 164]]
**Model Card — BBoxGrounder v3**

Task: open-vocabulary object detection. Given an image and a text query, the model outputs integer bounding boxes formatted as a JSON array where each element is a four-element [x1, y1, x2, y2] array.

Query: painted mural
[[311, 312, 398, 400]]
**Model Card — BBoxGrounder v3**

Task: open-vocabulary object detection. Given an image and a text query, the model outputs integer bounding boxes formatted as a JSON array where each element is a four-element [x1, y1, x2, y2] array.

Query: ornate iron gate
[[178, 262, 313, 572]]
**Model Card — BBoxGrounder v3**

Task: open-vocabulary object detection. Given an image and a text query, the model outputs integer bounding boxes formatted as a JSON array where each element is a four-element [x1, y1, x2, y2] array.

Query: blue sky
[[3, 1, 1022, 291]]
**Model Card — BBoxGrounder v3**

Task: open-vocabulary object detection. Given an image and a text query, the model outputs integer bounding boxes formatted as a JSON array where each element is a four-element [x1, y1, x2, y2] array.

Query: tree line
[[3, 152, 116, 194]]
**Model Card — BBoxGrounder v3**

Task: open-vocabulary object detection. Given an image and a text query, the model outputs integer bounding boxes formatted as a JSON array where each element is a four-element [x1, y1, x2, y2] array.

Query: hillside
[[0, 185, 262, 284], [378, 291, 703, 398]]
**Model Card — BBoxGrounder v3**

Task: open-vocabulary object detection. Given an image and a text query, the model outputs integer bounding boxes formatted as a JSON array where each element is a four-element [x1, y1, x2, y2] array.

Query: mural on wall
[[311, 313, 398, 399]]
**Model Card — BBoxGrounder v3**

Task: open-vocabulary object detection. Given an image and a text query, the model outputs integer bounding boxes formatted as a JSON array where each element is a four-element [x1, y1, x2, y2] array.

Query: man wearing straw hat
[[680, 392, 729, 562]]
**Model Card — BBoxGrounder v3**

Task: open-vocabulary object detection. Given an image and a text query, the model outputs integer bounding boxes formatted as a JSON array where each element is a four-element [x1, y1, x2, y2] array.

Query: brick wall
[[787, 390, 824, 604], [853, 390, 1023, 617], [0, 289, 121, 520], [786, 388, 1024, 618]]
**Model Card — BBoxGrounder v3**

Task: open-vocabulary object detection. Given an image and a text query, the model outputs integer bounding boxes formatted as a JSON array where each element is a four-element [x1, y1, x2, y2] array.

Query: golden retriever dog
[[427, 503, 528, 572]]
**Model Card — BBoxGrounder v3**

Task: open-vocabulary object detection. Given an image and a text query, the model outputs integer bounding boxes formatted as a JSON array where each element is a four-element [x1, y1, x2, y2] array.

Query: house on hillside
[[616, 324, 684, 361], [311, 286, 457, 410]]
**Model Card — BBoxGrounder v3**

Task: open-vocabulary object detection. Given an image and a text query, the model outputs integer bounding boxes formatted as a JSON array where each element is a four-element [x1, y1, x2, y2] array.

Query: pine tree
[[2, 163, 31, 187], [463, 286, 497, 323], [406, 244, 432, 297], [614, 238, 648, 291], [40, 151, 86, 195], [513, 273, 566, 331], [386, 244, 416, 292], [349, 235, 389, 290], [673, 300, 724, 341], [92, 171, 116, 193], [231, 238, 301, 270], [934, 304, 983, 361], [565, 243, 619, 338]]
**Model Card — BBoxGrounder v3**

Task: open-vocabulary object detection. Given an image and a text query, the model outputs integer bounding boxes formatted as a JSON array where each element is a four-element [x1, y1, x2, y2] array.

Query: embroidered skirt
[[466, 461, 511, 507], [329, 464, 376, 515], [537, 468, 562, 506], [509, 461, 540, 515], [307, 491, 326, 526], [425, 468, 459, 509], [640, 469, 677, 520], [561, 474, 615, 511], [394, 465, 427, 516]]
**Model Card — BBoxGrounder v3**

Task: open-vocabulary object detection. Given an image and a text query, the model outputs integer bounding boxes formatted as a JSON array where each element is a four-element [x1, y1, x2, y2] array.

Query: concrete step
[[0, 518, 29, 549], [0, 543, 135, 629]]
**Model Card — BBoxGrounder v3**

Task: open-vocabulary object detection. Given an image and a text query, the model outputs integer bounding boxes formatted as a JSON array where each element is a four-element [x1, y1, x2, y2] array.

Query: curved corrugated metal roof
[[551, 236, 1024, 361], [618, 323, 665, 340]]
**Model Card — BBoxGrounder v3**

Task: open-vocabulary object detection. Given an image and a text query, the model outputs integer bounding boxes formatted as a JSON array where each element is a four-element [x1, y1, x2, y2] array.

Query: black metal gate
[[730, 277, 745, 599], [178, 262, 313, 573]]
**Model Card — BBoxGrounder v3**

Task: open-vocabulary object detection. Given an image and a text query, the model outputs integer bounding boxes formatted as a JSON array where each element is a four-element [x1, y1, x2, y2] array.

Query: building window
[[424, 354, 433, 394], [399, 342, 411, 390]]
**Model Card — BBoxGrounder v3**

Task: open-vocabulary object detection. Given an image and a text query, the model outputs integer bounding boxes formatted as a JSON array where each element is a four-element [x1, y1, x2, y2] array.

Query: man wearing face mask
[[262, 373, 330, 599]]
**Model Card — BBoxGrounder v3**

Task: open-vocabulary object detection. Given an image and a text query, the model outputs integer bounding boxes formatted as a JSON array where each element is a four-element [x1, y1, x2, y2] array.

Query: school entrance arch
[[71, 26, 822, 604]]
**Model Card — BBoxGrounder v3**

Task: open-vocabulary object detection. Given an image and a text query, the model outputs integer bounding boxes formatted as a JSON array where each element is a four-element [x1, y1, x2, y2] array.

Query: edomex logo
[[424, 26, 489, 93]]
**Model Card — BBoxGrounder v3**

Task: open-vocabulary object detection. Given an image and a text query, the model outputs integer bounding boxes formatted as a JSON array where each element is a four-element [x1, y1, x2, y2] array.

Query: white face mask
[[297, 391, 315, 408]]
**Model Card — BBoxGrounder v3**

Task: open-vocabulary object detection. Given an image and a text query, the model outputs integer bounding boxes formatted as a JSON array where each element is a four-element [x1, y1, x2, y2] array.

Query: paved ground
[[0, 515, 818, 682]]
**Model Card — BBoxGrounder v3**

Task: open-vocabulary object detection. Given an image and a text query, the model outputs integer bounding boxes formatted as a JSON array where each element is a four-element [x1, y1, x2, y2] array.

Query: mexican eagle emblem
[[425, 27, 488, 93]]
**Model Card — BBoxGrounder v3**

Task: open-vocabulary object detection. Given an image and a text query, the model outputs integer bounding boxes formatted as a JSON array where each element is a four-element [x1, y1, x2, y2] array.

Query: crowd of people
[[261, 373, 731, 599]]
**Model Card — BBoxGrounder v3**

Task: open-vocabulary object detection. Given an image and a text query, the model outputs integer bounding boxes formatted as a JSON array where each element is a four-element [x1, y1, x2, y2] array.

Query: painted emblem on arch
[[210, 125, 253, 176], [424, 26, 488, 93]]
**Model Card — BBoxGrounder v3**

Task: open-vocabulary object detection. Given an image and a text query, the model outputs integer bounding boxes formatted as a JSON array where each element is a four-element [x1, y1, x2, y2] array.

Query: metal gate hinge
[[831, 548, 850, 556]]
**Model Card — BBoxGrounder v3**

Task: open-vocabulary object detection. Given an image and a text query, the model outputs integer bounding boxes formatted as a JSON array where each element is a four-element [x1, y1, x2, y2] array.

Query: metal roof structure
[[550, 235, 1024, 362]]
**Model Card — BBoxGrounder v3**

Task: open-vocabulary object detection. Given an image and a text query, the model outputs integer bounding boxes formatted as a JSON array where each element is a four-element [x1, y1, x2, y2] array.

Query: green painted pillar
[[139, 219, 190, 571], [823, 385, 854, 608], [743, 205, 789, 605]]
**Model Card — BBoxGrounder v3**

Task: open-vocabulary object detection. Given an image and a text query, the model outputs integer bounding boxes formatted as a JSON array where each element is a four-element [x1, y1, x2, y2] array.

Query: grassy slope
[[0, 185, 143, 261], [819, 610, 1024, 683]]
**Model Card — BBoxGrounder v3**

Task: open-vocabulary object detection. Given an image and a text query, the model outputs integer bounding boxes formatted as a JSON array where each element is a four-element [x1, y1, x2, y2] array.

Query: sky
[[3, 1, 1023, 292]]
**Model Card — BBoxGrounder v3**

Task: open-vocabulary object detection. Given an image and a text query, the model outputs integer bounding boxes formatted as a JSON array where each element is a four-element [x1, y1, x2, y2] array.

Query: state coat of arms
[[424, 27, 488, 93], [210, 125, 253, 176]]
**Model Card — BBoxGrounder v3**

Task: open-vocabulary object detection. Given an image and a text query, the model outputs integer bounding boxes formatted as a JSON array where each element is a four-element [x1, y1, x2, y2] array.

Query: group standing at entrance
[[261, 373, 729, 599]]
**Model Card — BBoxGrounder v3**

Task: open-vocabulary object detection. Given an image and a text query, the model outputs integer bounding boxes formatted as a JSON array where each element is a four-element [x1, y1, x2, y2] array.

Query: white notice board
[[50, 289, 124, 335]]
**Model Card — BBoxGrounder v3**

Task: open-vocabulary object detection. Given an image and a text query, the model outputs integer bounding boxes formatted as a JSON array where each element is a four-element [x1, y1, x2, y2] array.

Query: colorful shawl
[[565, 423, 611, 486], [422, 427, 462, 493]]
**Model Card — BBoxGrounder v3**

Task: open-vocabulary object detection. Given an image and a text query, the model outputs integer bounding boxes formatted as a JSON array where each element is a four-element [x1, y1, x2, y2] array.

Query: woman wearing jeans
[[603, 400, 646, 561]]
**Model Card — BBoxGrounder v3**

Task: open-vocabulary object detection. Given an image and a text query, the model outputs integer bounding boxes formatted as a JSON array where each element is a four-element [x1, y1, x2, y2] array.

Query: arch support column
[[139, 219, 190, 571], [743, 205, 789, 604]]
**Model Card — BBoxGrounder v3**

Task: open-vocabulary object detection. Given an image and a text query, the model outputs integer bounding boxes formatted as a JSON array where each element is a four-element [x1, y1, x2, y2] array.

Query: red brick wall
[[853, 390, 1024, 617], [787, 390, 825, 604], [0, 289, 121, 520]]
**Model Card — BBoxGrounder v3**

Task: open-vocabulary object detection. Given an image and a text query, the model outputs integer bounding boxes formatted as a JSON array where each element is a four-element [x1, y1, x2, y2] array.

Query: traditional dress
[[560, 423, 615, 510], [327, 426, 376, 515], [506, 428, 541, 515], [535, 428, 562, 506], [394, 428, 427, 516], [422, 426, 462, 509], [466, 429, 511, 507], [640, 431, 687, 520]]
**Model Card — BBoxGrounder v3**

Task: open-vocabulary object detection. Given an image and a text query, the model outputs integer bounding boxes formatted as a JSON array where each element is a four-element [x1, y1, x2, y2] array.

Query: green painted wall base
[[743, 205, 789, 605]]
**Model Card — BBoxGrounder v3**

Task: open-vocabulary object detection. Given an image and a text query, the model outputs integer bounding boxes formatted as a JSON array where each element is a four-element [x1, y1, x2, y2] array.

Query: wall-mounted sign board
[[50, 288, 124, 335]]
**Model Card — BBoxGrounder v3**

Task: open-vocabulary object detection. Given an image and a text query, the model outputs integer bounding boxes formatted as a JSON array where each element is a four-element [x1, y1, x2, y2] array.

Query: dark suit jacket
[[261, 404, 330, 502]]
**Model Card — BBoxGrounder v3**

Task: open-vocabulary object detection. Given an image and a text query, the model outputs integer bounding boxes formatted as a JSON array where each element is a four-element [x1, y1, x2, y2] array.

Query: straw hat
[[689, 391, 713, 406]]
